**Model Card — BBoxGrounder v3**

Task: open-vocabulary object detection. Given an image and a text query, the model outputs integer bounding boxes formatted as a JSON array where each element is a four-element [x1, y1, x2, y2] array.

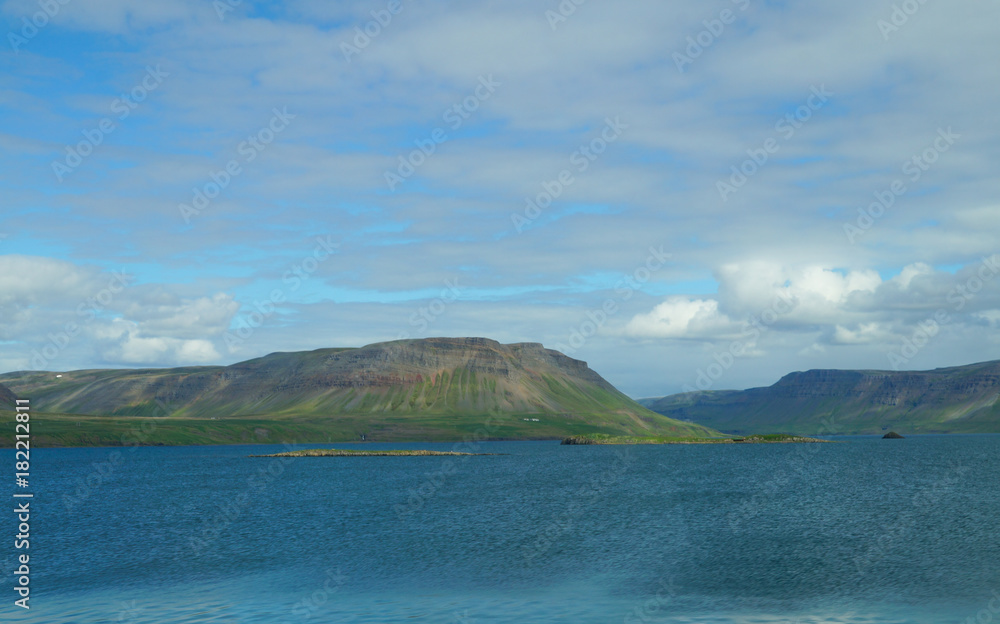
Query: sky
[[1, 0, 998, 398]]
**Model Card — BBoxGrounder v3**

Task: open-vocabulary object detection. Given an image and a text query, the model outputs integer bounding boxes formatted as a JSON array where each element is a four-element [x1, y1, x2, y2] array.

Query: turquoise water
[[2, 435, 999, 623]]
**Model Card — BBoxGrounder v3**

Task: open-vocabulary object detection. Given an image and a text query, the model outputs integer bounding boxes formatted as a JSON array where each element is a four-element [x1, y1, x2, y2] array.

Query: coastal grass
[[0, 409, 714, 448]]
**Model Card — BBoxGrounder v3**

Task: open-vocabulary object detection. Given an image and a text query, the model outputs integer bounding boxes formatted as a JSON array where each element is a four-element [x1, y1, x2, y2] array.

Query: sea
[[2, 435, 998, 623]]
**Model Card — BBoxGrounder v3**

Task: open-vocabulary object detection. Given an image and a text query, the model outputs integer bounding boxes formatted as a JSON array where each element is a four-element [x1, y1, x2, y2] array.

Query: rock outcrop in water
[[640, 360, 1000, 435], [882, 431, 904, 439], [0, 337, 718, 441], [561, 433, 831, 445], [250, 448, 497, 457]]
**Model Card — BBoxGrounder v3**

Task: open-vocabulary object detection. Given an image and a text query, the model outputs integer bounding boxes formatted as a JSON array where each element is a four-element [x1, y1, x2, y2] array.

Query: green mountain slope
[[0, 382, 17, 409], [644, 361, 1000, 435], [0, 337, 717, 446]]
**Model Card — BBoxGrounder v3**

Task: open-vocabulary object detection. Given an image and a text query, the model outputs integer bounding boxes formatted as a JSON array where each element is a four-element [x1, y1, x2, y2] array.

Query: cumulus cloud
[[626, 256, 1000, 354], [830, 323, 888, 346], [0, 255, 110, 306], [0, 256, 239, 370], [714, 263, 882, 325], [95, 319, 221, 365], [121, 292, 240, 340], [624, 297, 740, 340]]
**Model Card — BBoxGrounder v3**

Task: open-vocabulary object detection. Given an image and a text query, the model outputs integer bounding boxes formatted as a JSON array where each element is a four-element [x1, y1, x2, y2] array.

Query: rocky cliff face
[[646, 360, 1000, 435], [0, 337, 717, 439]]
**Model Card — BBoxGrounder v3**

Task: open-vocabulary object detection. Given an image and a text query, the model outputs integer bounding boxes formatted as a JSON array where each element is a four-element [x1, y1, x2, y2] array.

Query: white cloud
[[891, 263, 934, 289], [0, 255, 104, 306], [714, 262, 881, 326], [2, 1, 1000, 395], [96, 319, 221, 365], [121, 292, 239, 340], [626, 257, 1000, 356], [831, 322, 886, 345], [624, 297, 739, 339], [0, 256, 237, 369]]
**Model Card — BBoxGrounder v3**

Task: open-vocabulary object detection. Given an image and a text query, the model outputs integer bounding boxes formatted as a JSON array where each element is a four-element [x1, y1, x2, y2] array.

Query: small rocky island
[[561, 433, 831, 445], [251, 449, 498, 457], [882, 431, 905, 439]]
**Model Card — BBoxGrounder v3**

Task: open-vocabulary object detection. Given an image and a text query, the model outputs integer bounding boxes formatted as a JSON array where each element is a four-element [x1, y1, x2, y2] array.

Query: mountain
[[0, 382, 17, 409], [643, 360, 1000, 435], [0, 337, 717, 445]]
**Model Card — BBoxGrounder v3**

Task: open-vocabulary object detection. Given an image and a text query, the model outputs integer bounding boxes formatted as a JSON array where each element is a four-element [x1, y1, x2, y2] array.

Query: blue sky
[[1, 0, 999, 397]]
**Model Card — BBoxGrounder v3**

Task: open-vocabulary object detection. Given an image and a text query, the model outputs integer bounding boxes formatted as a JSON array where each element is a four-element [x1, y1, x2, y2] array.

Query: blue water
[[2, 435, 999, 623]]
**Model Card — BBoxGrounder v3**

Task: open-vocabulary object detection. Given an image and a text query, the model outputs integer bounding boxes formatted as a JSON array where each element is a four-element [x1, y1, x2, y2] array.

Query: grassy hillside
[[0, 382, 17, 409], [0, 337, 718, 446], [645, 361, 1000, 435]]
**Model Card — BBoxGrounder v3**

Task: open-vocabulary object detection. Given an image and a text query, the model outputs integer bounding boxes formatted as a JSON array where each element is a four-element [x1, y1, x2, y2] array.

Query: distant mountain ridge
[[642, 360, 1000, 435], [0, 337, 716, 442]]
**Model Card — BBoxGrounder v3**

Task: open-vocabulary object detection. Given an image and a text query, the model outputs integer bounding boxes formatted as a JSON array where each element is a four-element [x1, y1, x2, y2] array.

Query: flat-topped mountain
[[642, 360, 1000, 435], [0, 337, 717, 445]]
